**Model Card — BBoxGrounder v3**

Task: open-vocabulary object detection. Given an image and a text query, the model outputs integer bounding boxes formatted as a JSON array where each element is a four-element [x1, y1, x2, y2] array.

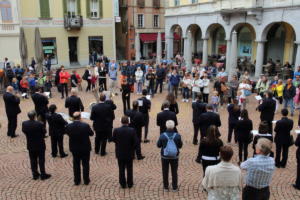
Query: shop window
[[42, 38, 58, 65], [89, 36, 103, 55]]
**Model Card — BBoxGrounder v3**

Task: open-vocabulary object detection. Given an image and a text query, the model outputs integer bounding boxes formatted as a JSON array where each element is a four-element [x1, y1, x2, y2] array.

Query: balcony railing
[[64, 15, 83, 30], [0, 24, 16, 31]]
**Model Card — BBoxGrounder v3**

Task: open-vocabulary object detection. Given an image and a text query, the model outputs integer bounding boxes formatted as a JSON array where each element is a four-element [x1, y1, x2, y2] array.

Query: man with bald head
[[65, 88, 84, 117], [3, 86, 21, 138]]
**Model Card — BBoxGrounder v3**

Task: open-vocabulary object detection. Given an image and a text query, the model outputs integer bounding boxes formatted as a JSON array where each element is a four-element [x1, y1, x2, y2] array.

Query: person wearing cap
[[22, 110, 51, 180], [65, 112, 94, 185], [241, 138, 275, 200]]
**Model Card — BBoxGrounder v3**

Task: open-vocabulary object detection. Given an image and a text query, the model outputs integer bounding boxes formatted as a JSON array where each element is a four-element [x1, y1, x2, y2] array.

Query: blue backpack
[[163, 133, 178, 158]]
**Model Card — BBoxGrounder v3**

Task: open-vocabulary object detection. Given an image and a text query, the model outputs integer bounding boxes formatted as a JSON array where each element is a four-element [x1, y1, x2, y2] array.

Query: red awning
[[140, 33, 165, 43]]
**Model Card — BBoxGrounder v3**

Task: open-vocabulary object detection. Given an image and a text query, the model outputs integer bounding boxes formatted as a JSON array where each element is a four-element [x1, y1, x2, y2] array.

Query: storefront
[[139, 33, 165, 59], [42, 38, 58, 65]]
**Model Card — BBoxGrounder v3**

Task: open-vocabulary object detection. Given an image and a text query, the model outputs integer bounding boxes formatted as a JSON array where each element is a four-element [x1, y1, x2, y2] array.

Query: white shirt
[[192, 79, 202, 92], [135, 70, 143, 82], [202, 78, 210, 94], [238, 83, 251, 98], [183, 77, 192, 89]]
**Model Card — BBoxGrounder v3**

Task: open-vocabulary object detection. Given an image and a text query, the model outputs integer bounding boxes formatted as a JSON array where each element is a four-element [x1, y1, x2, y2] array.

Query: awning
[[139, 33, 181, 43]]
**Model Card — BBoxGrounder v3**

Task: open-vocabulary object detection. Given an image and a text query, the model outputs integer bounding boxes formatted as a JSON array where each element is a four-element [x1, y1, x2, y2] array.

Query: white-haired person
[[241, 138, 275, 200], [202, 145, 242, 200], [157, 120, 183, 192]]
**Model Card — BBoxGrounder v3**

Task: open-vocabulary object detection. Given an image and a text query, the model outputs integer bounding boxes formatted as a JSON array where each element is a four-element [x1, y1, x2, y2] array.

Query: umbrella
[[19, 27, 28, 68], [34, 27, 44, 73], [156, 32, 162, 64]]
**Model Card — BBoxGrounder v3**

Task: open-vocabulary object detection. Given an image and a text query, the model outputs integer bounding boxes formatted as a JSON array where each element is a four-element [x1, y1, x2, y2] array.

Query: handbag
[[289, 135, 294, 146]]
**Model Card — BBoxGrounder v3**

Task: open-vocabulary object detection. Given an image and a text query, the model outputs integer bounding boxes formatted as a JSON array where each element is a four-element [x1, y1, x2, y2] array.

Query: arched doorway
[[169, 25, 183, 57], [186, 24, 202, 59]]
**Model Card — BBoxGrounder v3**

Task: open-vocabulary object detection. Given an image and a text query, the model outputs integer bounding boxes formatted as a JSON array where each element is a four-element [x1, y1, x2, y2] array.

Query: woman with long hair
[[161, 93, 179, 114], [236, 109, 253, 164], [196, 125, 223, 174]]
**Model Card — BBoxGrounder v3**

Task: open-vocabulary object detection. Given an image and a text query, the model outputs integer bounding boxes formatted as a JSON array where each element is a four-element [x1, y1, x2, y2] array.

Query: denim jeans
[[192, 91, 199, 101], [183, 87, 190, 99], [284, 98, 295, 115], [136, 81, 143, 94]]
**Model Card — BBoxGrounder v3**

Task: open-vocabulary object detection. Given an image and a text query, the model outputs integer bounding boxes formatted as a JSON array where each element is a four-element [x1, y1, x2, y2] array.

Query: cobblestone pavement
[[0, 74, 300, 199]]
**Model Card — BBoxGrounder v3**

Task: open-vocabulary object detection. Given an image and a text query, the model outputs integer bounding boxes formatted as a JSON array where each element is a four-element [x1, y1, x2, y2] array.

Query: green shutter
[[86, 0, 90, 18], [77, 0, 81, 15], [99, 0, 103, 18], [63, 0, 67, 15], [39, 0, 50, 18]]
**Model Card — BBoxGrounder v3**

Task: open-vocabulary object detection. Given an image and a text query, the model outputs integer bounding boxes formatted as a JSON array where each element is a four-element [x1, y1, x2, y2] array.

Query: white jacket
[[135, 70, 143, 82], [202, 78, 210, 94]]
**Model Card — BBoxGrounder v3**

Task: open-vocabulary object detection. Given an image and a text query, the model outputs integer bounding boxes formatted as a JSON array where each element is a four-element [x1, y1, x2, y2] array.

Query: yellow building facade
[[20, 0, 116, 68]]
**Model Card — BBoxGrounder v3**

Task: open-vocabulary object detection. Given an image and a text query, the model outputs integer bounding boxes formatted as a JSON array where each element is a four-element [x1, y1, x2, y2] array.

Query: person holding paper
[[258, 91, 276, 135], [31, 87, 49, 128], [274, 109, 293, 168]]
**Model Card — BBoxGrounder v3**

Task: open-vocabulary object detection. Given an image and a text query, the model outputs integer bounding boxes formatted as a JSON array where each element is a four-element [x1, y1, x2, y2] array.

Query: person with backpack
[[157, 120, 183, 192]]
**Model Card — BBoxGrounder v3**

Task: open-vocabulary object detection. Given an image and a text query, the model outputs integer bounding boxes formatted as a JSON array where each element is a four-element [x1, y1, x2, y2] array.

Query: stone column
[[183, 36, 188, 66], [166, 36, 174, 60], [295, 42, 300, 72], [225, 40, 231, 73], [186, 31, 193, 71], [202, 38, 208, 66], [156, 32, 162, 64], [255, 41, 265, 78], [229, 31, 237, 80], [135, 32, 141, 62]]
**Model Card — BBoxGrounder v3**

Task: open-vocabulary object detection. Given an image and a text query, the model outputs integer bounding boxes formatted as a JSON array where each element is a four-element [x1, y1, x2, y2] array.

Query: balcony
[[0, 23, 20, 35], [64, 15, 83, 30]]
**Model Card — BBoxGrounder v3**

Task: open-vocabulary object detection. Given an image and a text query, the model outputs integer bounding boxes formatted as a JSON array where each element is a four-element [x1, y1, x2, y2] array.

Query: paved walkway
[[0, 78, 300, 199]]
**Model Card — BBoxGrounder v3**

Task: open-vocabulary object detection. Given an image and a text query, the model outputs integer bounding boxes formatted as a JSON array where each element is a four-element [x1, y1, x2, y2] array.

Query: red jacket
[[59, 71, 70, 84]]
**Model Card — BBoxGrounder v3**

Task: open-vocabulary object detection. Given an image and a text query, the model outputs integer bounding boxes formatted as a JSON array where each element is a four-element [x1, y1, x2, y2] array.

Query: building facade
[[0, 0, 20, 65], [20, 0, 116, 68], [165, 0, 300, 77], [116, 0, 165, 60]]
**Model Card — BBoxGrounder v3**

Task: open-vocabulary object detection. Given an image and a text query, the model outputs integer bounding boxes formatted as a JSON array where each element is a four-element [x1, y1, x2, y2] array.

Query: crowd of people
[[2, 56, 300, 199]]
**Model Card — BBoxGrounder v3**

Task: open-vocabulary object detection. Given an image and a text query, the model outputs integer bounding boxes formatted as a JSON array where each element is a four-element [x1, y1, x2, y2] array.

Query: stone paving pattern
[[0, 73, 300, 199]]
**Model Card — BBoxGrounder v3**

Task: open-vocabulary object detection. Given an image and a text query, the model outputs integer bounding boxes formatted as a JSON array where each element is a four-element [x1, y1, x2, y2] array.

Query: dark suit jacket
[[274, 117, 294, 145], [112, 125, 138, 160], [65, 95, 84, 117], [227, 104, 241, 124], [258, 97, 276, 121], [3, 92, 21, 117], [192, 100, 206, 124], [138, 96, 151, 115], [235, 119, 253, 142], [156, 109, 178, 133], [90, 102, 114, 131], [199, 111, 221, 137], [125, 109, 145, 129], [22, 120, 46, 151], [295, 134, 300, 161], [31, 93, 49, 115], [46, 113, 68, 136], [65, 121, 94, 153]]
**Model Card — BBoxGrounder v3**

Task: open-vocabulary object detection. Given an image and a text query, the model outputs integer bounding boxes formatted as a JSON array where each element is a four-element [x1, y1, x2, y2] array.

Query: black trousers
[[238, 141, 249, 162], [135, 127, 142, 158], [7, 115, 17, 137], [72, 151, 90, 184], [275, 143, 289, 167], [242, 186, 270, 200], [155, 79, 163, 93], [143, 114, 149, 140], [86, 80, 91, 92], [29, 150, 46, 177], [122, 93, 130, 114], [95, 131, 109, 155], [118, 159, 133, 187], [296, 160, 300, 187], [161, 158, 178, 189], [228, 123, 237, 143], [99, 78, 107, 91], [51, 135, 65, 156], [266, 121, 273, 135], [203, 94, 209, 103], [60, 83, 68, 98], [193, 123, 200, 144], [201, 159, 220, 175]]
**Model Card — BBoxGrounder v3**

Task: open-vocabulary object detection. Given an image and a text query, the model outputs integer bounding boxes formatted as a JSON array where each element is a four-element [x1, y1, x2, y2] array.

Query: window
[[191, 0, 198, 3], [39, 0, 50, 18], [153, 15, 159, 28], [153, 0, 160, 8], [174, 0, 180, 6], [42, 38, 58, 65], [0, 1, 12, 23], [137, 14, 144, 28], [137, 0, 145, 8], [89, 36, 103, 55], [67, 0, 77, 16], [90, 0, 99, 18]]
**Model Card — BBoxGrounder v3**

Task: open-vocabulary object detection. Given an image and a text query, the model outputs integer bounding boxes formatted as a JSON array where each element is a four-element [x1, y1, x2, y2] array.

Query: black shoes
[[11, 135, 19, 138], [100, 152, 107, 157], [144, 139, 150, 143], [193, 140, 198, 145], [84, 180, 90, 185], [74, 181, 81, 186], [32, 174, 40, 180], [293, 184, 300, 190], [40, 173, 51, 180], [60, 154, 68, 158], [137, 156, 145, 160]]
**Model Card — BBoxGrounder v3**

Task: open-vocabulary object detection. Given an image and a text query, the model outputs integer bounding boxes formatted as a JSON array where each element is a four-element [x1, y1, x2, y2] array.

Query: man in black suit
[[46, 104, 68, 158], [138, 89, 151, 143], [65, 88, 84, 117], [199, 104, 221, 139], [125, 100, 145, 160], [192, 94, 207, 145], [157, 101, 178, 134], [22, 111, 51, 180], [66, 112, 94, 185], [274, 108, 294, 168], [3, 86, 21, 138], [112, 116, 138, 188], [104, 92, 117, 141], [294, 132, 300, 190], [98, 62, 108, 91], [90, 93, 114, 156], [258, 91, 276, 134], [31, 87, 49, 127]]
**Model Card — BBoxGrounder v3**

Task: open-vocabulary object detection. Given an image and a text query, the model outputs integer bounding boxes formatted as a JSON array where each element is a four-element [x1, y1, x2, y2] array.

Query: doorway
[[68, 37, 78, 64]]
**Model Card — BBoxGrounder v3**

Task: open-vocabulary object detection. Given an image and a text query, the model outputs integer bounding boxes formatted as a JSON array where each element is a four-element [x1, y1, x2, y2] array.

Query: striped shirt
[[241, 155, 275, 189]]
